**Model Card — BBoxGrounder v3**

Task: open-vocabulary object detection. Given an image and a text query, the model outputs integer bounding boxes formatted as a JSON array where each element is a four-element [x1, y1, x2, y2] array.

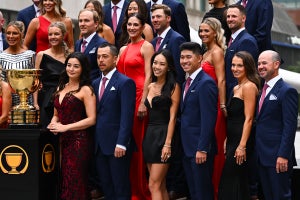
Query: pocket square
[[191, 90, 195, 93], [162, 44, 167, 49], [110, 86, 116, 91], [89, 47, 96, 53], [269, 94, 277, 100]]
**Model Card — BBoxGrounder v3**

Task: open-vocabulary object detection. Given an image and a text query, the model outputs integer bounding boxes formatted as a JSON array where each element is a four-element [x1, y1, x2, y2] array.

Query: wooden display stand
[[0, 129, 59, 200]]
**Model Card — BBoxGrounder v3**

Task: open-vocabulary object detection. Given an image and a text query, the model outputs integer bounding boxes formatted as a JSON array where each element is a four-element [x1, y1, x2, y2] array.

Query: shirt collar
[[102, 68, 116, 80], [188, 67, 202, 81], [231, 27, 245, 41], [111, 0, 125, 9], [83, 32, 96, 44], [151, 0, 163, 6], [158, 26, 171, 39], [265, 75, 281, 89]]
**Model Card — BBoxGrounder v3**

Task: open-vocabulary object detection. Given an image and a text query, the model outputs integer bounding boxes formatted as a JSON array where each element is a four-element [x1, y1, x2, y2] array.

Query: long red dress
[[54, 92, 90, 200], [117, 40, 151, 200], [202, 61, 226, 200]]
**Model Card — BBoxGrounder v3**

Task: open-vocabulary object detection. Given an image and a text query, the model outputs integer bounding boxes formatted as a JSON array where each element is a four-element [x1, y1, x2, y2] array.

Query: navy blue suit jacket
[[92, 70, 136, 155], [237, 0, 273, 53], [103, 1, 129, 49], [1, 33, 8, 51], [75, 34, 107, 81], [17, 4, 37, 51], [225, 30, 258, 101], [180, 70, 218, 157], [151, 28, 186, 85], [147, 0, 190, 42], [256, 78, 298, 167]]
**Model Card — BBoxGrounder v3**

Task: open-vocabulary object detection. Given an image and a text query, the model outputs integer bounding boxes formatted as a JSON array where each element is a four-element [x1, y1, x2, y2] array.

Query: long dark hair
[[234, 51, 260, 89], [151, 49, 177, 98], [119, 5, 147, 47], [56, 52, 91, 94]]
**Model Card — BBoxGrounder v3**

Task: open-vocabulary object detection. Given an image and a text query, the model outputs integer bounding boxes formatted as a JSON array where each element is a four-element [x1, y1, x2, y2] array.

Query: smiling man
[[225, 4, 258, 101], [179, 42, 218, 200], [75, 9, 107, 81]]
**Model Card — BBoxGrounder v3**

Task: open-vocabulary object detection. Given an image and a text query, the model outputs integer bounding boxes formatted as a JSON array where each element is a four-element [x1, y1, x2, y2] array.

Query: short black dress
[[143, 95, 171, 163]]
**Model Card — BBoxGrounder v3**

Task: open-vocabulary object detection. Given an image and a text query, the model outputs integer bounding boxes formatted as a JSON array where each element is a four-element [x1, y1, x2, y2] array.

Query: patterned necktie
[[81, 40, 87, 53], [112, 6, 118, 33], [99, 77, 108, 100], [183, 77, 192, 100], [155, 37, 163, 52], [259, 83, 269, 112]]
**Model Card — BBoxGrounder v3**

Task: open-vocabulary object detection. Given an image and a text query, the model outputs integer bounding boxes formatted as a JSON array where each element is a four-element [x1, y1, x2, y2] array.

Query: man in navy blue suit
[[256, 50, 298, 200], [92, 43, 136, 200], [237, 0, 273, 53], [225, 4, 258, 101], [0, 11, 8, 52], [180, 42, 218, 200], [151, 4, 186, 85], [147, 0, 190, 42], [17, 0, 40, 51], [75, 9, 107, 81], [103, 0, 129, 49]]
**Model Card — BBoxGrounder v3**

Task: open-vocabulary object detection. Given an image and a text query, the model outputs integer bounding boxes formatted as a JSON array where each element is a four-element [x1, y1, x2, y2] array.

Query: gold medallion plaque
[[0, 145, 29, 174], [41, 144, 55, 173]]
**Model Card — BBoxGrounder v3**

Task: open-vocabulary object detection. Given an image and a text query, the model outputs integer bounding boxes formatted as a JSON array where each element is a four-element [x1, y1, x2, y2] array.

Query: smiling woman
[[0, 21, 35, 107], [34, 21, 69, 128], [23, 0, 74, 53]]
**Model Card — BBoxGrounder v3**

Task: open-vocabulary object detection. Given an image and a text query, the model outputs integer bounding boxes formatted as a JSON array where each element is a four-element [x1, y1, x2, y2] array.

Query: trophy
[[7, 69, 42, 128]]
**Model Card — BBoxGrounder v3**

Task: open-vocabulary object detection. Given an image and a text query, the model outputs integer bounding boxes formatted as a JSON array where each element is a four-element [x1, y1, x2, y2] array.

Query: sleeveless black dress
[[39, 54, 65, 128], [143, 95, 171, 163], [218, 97, 251, 199]]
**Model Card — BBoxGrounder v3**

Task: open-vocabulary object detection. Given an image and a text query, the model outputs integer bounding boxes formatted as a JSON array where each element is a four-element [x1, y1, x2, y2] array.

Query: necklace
[[236, 80, 248, 90]]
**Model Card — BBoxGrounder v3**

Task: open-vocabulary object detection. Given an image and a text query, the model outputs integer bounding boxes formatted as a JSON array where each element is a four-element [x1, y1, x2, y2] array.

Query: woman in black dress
[[142, 49, 180, 199], [35, 21, 70, 128], [218, 51, 260, 200]]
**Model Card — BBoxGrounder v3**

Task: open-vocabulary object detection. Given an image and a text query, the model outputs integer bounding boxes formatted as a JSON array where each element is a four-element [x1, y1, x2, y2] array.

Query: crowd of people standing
[[0, 0, 298, 200]]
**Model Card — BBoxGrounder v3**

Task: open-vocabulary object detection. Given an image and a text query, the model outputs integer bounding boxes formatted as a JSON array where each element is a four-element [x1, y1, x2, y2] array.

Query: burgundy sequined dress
[[54, 92, 90, 200]]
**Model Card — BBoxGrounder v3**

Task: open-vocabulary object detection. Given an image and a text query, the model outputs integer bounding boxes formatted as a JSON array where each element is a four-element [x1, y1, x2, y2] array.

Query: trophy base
[[9, 109, 40, 128]]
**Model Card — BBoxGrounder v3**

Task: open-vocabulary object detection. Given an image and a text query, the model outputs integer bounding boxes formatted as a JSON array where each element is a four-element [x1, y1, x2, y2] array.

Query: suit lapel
[[85, 34, 98, 53], [258, 79, 283, 116], [99, 71, 118, 106], [181, 71, 202, 111], [159, 29, 172, 51]]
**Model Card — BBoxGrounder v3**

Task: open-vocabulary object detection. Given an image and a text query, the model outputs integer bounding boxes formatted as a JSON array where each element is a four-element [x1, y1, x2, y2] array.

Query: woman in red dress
[[199, 17, 227, 200], [48, 52, 96, 199], [24, 0, 74, 53], [117, 13, 154, 200]]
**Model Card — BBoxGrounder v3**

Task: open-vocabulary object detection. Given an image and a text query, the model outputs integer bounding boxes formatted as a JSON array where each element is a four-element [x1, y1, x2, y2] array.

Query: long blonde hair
[[202, 17, 226, 51], [39, 0, 66, 17], [48, 21, 70, 57]]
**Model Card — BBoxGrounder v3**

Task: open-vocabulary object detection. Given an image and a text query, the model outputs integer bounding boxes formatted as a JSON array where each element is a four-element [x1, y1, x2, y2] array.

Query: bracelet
[[238, 146, 246, 151], [163, 144, 171, 148]]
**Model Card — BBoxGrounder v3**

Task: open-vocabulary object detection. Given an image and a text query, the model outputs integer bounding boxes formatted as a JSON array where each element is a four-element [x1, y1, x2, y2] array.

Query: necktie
[[228, 36, 233, 47], [81, 40, 87, 53], [112, 6, 118, 33], [258, 83, 269, 112], [155, 37, 163, 52], [99, 77, 108, 100], [183, 77, 192, 100], [242, 0, 247, 7]]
